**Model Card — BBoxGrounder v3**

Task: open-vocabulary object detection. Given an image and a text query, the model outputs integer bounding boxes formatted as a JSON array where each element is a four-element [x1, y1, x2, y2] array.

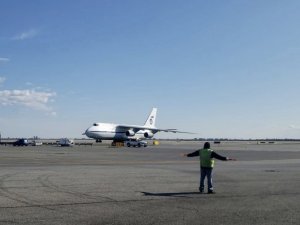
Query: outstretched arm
[[182, 150, 200, 157], [212, 151, 237, 161], [226, 157, 237, 161]]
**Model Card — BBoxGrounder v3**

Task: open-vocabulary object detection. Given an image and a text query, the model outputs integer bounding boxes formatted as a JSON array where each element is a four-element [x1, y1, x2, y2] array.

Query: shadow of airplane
[[141, 191, 201, 198]]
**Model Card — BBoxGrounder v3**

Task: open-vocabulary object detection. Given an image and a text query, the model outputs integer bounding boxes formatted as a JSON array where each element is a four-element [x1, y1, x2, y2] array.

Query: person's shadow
[[141, 191, 201, 198]]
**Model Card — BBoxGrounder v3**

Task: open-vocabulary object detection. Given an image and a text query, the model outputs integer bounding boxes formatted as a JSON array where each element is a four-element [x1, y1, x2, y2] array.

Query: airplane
[[83, 108, 192, 143]]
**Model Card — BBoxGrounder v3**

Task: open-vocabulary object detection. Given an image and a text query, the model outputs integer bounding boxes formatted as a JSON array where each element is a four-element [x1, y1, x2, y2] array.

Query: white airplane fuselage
[[83, 108, 190, 142], [84, 123, 156, 141]]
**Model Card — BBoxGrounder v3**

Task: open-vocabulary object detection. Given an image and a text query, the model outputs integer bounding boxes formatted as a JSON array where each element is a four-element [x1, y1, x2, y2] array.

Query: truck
[[32, 140, 43, 146], [13, 138, 29, 146], [124, 139, 147, 148], [58, 138, 74, 147]]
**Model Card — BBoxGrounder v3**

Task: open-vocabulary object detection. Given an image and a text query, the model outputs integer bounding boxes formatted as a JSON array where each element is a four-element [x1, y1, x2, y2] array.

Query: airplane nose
[[82, 129, 88, 136], [83, 128, 93, 138]]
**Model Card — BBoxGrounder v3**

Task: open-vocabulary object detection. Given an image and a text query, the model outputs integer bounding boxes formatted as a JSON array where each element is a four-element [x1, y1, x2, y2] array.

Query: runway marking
[[37, 174, 116, 202], [0, 173, 55, 211], [0, 191, 299, 209]]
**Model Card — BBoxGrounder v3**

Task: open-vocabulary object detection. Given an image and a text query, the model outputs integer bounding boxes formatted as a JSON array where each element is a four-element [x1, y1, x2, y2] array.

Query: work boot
[[199, 187, 204, 193]]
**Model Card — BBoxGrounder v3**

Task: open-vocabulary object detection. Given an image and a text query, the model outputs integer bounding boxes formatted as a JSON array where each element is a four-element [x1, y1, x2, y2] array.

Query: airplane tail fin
[[144, 108, 157, 128]]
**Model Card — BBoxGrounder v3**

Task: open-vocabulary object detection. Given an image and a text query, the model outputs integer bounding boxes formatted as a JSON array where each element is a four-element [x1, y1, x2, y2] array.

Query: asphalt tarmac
[[0, 141, 299, 225]]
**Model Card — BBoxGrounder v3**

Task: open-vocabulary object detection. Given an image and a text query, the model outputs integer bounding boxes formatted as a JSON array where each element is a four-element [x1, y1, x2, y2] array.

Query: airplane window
[[93, 123, 99, 126]]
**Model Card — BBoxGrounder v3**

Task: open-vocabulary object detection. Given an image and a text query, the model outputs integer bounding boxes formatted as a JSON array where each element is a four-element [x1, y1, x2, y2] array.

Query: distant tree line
[[155, 138, 300, 142]]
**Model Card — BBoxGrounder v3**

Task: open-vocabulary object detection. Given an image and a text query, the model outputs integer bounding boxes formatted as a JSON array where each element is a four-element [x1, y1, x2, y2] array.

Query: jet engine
[[125, 130, 135, 136], [144, 131, 154, 138]]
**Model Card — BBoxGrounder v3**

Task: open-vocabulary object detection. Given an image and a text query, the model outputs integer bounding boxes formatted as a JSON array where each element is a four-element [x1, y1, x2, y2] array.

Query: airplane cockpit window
[[93, 123, 99, 126]]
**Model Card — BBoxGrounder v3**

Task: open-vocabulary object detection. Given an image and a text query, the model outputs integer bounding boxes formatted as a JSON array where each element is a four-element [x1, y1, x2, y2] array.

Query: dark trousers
[[200, 167, 213, 191]]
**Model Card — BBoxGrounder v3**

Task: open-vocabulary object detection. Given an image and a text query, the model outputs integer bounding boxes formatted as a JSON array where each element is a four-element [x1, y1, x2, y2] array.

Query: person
[[183, 142, 236, 194]]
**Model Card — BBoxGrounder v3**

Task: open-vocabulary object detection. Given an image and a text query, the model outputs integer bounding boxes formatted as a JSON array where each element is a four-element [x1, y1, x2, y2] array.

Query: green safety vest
[[200, 148, 215, 168]]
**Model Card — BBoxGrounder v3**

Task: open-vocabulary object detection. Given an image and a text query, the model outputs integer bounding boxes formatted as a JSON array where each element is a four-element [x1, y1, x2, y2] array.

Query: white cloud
[[25, 82, 33, 86], [0, 89, 56, 114], [12, 29, 38, 40], [49, 111, 57, 116], [0, 58, 10, 63], [0, 77, 6, 84], [289, 125, 300, 130]]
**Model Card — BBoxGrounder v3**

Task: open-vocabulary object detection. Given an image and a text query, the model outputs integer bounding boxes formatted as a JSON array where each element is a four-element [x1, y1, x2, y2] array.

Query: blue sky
[[1, 0, 300, 139]]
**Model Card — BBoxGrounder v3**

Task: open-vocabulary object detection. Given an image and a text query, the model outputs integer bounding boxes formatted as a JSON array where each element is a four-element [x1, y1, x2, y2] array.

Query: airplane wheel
[[127, 143, 131, 147]]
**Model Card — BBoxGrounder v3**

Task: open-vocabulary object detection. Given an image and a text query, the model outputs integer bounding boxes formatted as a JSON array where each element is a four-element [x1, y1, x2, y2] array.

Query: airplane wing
[[153, 128, 196, 134], [117, 124, 195, 134]]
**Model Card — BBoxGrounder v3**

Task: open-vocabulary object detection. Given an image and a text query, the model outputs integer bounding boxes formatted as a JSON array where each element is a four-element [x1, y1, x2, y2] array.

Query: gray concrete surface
[[0, 142, 299, 225]]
